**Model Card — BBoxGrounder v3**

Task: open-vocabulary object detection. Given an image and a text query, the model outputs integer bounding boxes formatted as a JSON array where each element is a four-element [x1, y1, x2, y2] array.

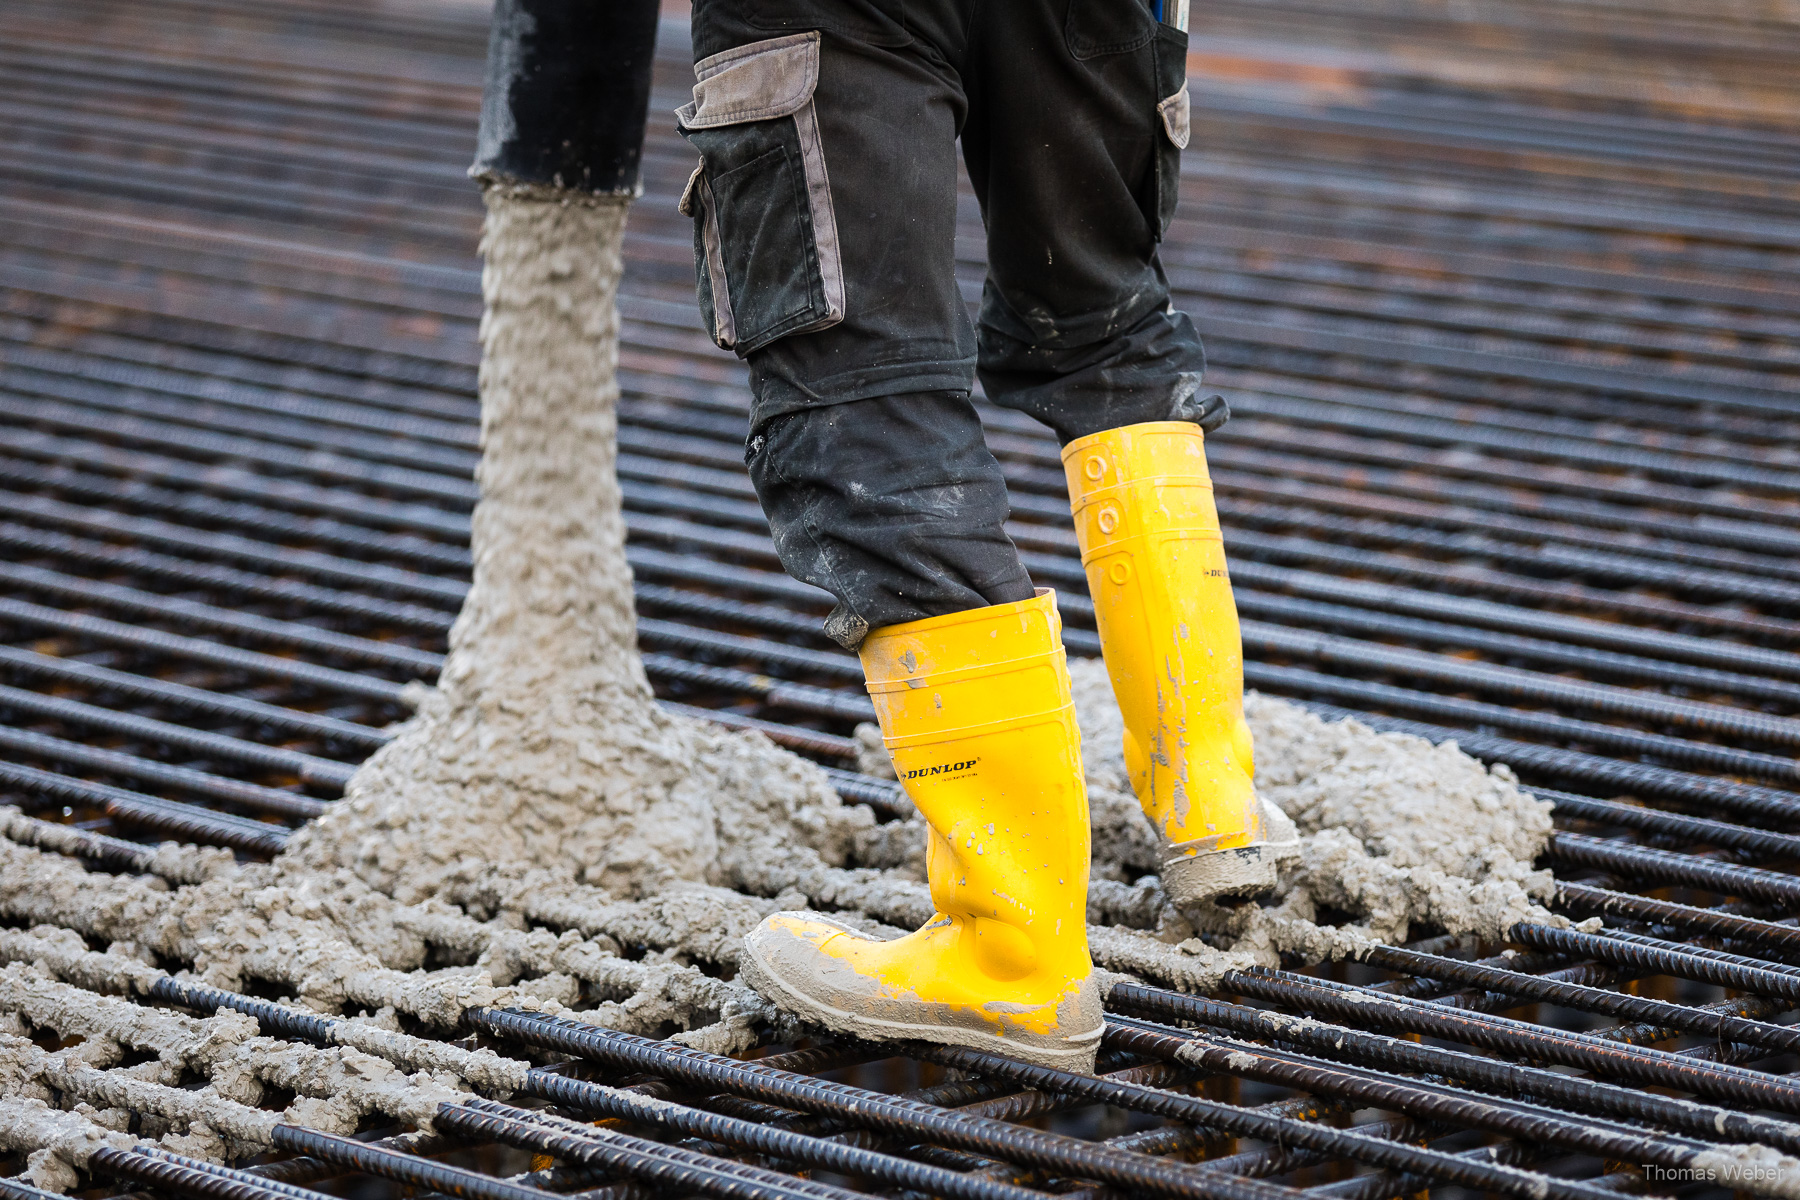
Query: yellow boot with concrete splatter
[[1062, 421, 1298, 904], [739, 589, 1102, 1072]]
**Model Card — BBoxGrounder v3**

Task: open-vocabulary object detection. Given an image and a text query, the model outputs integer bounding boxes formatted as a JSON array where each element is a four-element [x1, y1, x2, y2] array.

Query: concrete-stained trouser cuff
[[745, 392, 1036, 650], [976, 297, 1223, 445]]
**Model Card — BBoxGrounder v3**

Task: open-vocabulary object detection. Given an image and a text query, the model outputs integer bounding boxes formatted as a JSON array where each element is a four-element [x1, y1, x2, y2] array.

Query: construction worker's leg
[[682, 1, 1099, 1065], [683, 1, 1030, 647], [965, 2, 1297, 905], [1062, 422, 1297, 904]]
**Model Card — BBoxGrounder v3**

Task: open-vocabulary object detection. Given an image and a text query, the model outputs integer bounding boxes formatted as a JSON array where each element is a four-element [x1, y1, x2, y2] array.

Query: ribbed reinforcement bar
[[1546, 833, 1800, 906], [464, 1007, 1300, 1200], [0, 760, 290, 854], [273, 1115, 857, 1200], [1097, 1014, 1722, 1169], [1222, 966, 1800, 1112], [0, 644, 389, 748], [0, 725, 328, 818], [1105, 981, 1800, 1152], [1355, 941, 1800, 1055], [0, 682, 355, 787], [85, 1147, 340, 1200], [149, 977, 1048, 1200], [1554, 882, 1800, 955], [0, 1178, 66, 1200], [903, 1037, 1644, 1200], [440, 1100, 952, 1200], [0, 595, 411, 701], [1540, 790, 1800, 859], [1298, 701, 1800, 824], [1512, 924, 1800, 998]]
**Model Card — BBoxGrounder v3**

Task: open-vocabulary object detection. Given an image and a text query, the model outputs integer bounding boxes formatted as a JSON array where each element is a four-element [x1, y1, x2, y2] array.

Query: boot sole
[[1160, 799, 1302, 905], [739, 915, 1104, 1074], [1161, 843, 1283, 904]]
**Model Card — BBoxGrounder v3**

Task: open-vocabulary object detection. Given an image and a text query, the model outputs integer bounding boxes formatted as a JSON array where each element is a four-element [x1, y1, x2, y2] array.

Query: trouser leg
[[964, 0, 1219, 444], [745, 392, 1033, 650], [705, 1, 1101, 1063], [684, 1, 1033, 647]]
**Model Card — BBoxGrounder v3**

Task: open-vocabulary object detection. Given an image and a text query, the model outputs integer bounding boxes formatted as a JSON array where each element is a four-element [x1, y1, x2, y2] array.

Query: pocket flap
[[677, 31, 821, 130], [1158, 86, 1191, 150]]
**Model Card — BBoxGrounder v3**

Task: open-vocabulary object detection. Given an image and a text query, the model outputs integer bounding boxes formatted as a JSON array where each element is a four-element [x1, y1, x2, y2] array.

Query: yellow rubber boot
[[739, 589, 1103, 1072], [1062, 421, 1298, 904]]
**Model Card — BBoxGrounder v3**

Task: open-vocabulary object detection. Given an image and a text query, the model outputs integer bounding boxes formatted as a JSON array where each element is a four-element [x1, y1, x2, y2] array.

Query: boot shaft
[[1062, 422, 1260, 850], [859, 589, 1091, 950]]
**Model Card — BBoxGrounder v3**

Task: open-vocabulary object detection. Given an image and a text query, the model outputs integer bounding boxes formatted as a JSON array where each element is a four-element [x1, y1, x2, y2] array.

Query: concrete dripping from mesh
[[278, 185, 874, 907], [0, 924, 799, 1186], [0, 1095, 134, 1194], [0, 840, 809, 1175]]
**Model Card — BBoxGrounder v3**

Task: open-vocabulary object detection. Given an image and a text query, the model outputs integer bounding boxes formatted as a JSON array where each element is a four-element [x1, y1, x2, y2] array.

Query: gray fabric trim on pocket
[[696, 173, 737, 347], [1158, 86, 1191, 150], [679, 31, 821, 128], [791, 100, 845, 327], [678, 161, 704, 216]]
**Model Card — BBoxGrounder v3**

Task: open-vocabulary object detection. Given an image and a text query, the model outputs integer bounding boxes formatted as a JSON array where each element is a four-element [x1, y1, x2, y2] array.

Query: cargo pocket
[[1148, 28, 1190, 241], [676, 31, 845, 356]]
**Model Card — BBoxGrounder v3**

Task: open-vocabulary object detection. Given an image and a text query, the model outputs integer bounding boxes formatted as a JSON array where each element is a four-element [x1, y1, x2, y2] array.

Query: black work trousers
[[679, 0, 1219, 649]]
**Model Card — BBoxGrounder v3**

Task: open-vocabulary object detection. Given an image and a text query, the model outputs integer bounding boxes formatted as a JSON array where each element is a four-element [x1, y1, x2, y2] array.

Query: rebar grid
[[3, 0, 1800, 1196]]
